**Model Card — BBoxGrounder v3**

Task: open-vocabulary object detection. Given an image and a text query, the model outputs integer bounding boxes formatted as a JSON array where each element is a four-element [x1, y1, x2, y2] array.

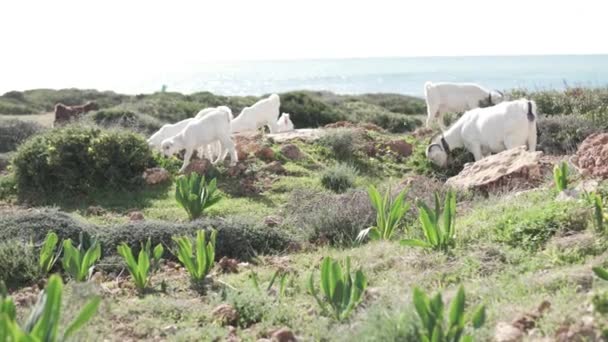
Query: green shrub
[[320, 163, 358, 193], [537, 115, 599, 155], [494, 201, 589, 250], [283, 189, 374, 246], [412, 285, 486, 342], [0, 174, 16, 201], [354, 93, 426, 115], [172, 230, 216, 283], [0, 208, 91, 245], [96, 216, 293, 261], [0, 101, 36, 114], [357, 185, 410, 243], [13, 126, 151, 198], [175, 174, 221, 220], [308, 256, 367, 321], [345, 304, 419, 341], [226, 287, 274, 328], [280, 91, 345, 128], [87, 109, 163, 135], [318, 128, 362, 162], [338, 101, 421, 133], [0, 274, 100, 340], [0, 119, 45, 152], [0, 240, 40, 289], [401, 190, 457, 252], [20, 88, 127, 111]]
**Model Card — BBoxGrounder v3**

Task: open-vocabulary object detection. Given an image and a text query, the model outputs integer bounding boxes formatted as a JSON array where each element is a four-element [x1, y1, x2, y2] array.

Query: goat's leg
[[179, 148, 194, 173], [527, 123, 537, 152], [267, 119, 279, 134], [504, 135, 524, 151], [469, 143, 483, 161], [220, 137, 238, 166]]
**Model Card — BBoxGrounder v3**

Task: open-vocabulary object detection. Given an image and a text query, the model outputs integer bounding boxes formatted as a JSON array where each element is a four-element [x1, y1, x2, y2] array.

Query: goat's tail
[[424, 82, 433, 97], [526, 100, 536, 122]]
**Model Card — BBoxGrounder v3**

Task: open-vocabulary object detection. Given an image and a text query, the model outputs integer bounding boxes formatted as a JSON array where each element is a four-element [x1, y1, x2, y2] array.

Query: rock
[[218, 257, 239, 274], [571, 133, 608, 178], [128, 211, 144, 221], [495, 322, 524, 342], [143, 167, 170, 185], [267, 129, 322, 143], [183, 159, 211, 176], [86, 205, 106, 216], [263, 161, 286, 175], [446, 146, 544, 192], [256, 147, 275, 162], [384, 139, 413, 158], [270, 328, 297, 342], [227, 162, 248, 177], [556, 189, 580, 202], [211, 304, 239, 326], [280, 144, 303, 160], [547, 231, 596, 252], [263, 216, 283, 227]]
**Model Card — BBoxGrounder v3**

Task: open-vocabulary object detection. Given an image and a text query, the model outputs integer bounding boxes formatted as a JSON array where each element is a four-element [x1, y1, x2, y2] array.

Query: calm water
[[139, 55, 608, 96]]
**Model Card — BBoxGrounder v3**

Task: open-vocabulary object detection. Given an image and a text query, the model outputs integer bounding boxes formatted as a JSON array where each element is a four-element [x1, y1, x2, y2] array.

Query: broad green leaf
[[471, 304, 486, 329], [63, 296, 101, 339], [593, 267, 608, 281], [449, 285, 465, 328]]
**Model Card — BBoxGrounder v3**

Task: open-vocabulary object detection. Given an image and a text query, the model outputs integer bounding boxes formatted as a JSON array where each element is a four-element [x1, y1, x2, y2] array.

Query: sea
[[148, 55, 608, 97]]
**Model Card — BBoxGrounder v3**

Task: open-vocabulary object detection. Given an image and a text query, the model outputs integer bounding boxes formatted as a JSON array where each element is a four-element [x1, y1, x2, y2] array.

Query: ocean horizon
[[5, 55, 608, 97]]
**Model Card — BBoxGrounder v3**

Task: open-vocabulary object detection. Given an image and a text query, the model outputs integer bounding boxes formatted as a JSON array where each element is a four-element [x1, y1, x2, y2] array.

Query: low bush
[[353, 93, 426, 115], [338, 101, 421, 133], [87, 109, 163, 135], [0, 240, 40, 289], [317, 128, 363, 162], [537, 115, 599, 155], [283, 189, 374, 246], [226, 287, 274, 328], [511, 87, 608, 117], [96, 216, 293, 261], [320, 163, 358, 193], [0, 208, 92, 244], [0, 174, 16, 201], [13, 126, 151, 198], [494, 201, 589, 250], [0, 119, 45, 152], [279, 91, 345, 128]]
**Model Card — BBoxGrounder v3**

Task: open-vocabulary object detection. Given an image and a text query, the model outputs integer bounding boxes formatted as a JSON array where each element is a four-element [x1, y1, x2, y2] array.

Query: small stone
[[270, 328, 297, 342], [143, 167, 170, 185], [263, 161, 286, 174], [212, 304, 239, 326], [280, 144, 303, 160], [183, 159, 211, 176], [218, 257, 239, 273], [495, 322, 524, 342], [263, 216, 283, 227], [255, 147, 275, 162], [128, 211, 144, 221]]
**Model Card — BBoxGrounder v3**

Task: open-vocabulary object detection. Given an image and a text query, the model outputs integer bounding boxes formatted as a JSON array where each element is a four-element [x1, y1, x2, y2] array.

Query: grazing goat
[[426, 99, 537, 167], [231, 94, 280, 133], [161, 109, 238, 172], [148, 118, 194, 151], [276, 113, 295, 132], [53, 101, 99, 126], [424, 82, 505, 128]]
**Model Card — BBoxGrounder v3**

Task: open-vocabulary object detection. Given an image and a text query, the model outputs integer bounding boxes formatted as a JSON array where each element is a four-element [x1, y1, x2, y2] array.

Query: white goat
[[424, 82, 505, 128], [194, 106, 233, 159], [161, 109, 238, 172], [195, 106, 233, 120], [147, 118, 194, 151], [426, 99, 537, 167], [231, 94, 280, 133], [276, 113, 295, 132]]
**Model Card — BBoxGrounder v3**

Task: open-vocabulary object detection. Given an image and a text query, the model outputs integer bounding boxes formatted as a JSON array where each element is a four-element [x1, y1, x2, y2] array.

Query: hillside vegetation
[[1, 86, 608, 341]]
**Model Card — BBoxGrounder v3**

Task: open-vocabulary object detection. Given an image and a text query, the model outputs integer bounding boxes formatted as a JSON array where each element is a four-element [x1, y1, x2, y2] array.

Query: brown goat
[[53, 101, 99, 126]]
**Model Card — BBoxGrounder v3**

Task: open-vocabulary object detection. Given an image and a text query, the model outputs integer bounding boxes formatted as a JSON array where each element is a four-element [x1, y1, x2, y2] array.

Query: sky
[[1, 0, 606, 92]]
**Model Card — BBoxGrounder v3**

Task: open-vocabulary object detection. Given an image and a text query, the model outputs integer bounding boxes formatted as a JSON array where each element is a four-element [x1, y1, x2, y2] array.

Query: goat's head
[[277, 113, 295, 132], [426, 143, 448, 167], [160, 139, 178, 157]]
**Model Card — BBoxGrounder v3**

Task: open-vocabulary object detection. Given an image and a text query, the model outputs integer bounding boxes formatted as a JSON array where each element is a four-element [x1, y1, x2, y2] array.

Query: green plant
[[412, 285, 486, 342], [172, 229, 217, 282], [117, 241, 162, 293], [401, 190, 456, 252], [175, 174, 221, 220], [592, 193, 606, 232], [593, 266, 608, 282], [142, 237, 164, 273], [0, 240, 40, 289], [318, 128, 361, 162], [39, 232, 62, 275], [0, 119, 44, 153], [356, 185, 410, 243], [61, 238, 101, 282], [320, 163, 358, 193], [0, 274, 100, 341], [307, 256, 367, 321], [250, 270, 289, 301], [553, 161, 569, 192]]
